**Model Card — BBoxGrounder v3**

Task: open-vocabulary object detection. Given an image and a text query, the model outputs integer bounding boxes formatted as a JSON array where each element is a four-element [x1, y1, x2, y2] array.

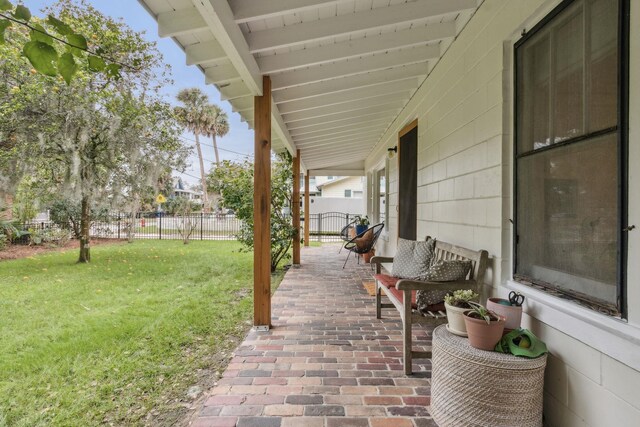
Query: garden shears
[[508, 291, 525, 307]]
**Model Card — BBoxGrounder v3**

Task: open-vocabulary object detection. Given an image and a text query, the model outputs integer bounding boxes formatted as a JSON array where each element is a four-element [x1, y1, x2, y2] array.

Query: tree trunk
[[195, 133, 209, 212], [212, 134, 220, 166], [128, 201, 137, 243], [78, 195, 91, 263]]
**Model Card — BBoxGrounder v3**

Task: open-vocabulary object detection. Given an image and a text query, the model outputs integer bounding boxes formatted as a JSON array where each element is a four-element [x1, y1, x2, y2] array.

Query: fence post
[[159, 214, 162, 240], [317, 213, 322, 242], [117, 215, 121, 239], [201, 212, 204, 240]]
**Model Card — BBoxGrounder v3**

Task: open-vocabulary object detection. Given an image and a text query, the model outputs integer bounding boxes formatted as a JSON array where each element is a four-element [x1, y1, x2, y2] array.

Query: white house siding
[[319, 176, 364, 198], [364, 0, 640, 426]]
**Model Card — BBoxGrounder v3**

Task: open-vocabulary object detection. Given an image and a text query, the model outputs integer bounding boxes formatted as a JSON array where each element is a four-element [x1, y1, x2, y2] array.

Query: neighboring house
[[172, 177, 202, 202], [316, 176, 363, 198]]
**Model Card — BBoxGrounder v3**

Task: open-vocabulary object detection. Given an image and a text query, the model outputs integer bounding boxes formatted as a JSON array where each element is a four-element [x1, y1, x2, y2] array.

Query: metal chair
[[342, 223, 384, 268], [338, 218, 358, 253]]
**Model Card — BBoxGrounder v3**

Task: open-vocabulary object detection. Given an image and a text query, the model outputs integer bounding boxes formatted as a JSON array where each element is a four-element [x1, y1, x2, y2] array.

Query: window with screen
[[514, 0, 627, 316]]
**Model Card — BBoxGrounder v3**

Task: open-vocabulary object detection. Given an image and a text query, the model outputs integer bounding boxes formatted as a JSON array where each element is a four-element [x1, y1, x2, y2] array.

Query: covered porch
[[191, 245, 435, 427]]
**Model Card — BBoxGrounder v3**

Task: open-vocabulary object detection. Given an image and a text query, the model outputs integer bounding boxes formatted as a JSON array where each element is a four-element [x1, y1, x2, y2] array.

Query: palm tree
[[205, 104, 229, 165], [175, 88, 213, 211]]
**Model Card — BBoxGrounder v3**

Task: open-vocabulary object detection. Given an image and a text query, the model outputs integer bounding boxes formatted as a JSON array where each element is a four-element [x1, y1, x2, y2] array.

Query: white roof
[[139, 0, 482, 175]]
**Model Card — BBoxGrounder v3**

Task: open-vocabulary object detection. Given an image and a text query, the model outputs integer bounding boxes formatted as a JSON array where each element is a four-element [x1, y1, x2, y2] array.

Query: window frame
[[512, 0, 630, 318]]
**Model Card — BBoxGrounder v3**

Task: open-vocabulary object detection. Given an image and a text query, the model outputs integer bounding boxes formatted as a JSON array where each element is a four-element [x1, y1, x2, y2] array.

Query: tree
[[208, 152, 297, 272], [206, 104, 229, 165], [0, 1, 187, 263], [175, 88, 213, 212]]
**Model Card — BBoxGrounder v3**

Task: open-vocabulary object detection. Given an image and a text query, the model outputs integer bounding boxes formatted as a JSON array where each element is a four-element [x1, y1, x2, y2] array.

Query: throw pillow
[[416, 260, 472, 313], [391, 237, 436, 279], [355, 229, 374, 251], [422, 260, 472, 281], [416, 290, 450, 314]]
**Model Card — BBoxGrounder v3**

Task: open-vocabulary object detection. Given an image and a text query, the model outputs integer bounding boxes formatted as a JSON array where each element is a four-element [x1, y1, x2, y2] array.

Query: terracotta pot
[[463, 312, 506, 351], [486, 297, 522, 330], [444, 302, 470, 336]]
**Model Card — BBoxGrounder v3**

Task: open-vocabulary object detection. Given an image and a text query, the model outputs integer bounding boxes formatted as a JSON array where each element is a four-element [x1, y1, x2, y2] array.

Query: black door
[[398, 124, 417, 240]]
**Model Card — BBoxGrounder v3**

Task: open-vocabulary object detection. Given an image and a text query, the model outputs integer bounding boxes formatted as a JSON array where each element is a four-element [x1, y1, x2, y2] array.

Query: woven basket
[[431, 325, 547, 427]]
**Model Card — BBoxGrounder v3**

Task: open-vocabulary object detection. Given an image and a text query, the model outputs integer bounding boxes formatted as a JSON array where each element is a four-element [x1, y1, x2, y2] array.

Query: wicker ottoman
[[431, 325, 547, 427]]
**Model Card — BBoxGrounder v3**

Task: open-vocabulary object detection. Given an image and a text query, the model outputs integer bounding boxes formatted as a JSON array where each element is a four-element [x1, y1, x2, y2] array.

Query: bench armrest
[[370, 256, 394, 274], [395, 279, 476, 293]]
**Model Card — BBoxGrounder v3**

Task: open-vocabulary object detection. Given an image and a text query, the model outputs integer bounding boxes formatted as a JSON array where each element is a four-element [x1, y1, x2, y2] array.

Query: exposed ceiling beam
[[218, 81, 252, 101], [302, 148, 373, 162], [230, 0, 344, 24], [284, 102, 404, 125], [291, 123, 388, 142], [308, 168, 365, 176], [273, 63, 428, 102], [287, 106, 402, 130], [277, 79, 416, 113], [191, 0, 262, 95], [258, 23, 452, 74], [287, 112, 397, 135], [228, 95, 254, 112], [271, 102, 299, 158], [158, 7, 208, 38], [296, 131, 384, 148], [282, 96, 406, 124], [271, 45, 437, 90], [204, 63, 241, 85], [246, 0, 478, 53], [185, 40, 227, 66]]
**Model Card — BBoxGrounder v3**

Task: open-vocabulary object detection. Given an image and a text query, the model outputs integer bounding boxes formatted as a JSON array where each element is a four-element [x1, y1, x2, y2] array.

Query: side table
[[431, 324, 547, 427]]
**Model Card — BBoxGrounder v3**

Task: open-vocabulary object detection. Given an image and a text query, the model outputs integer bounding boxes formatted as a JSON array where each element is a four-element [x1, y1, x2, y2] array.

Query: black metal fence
[[20, 211, 361, 243]]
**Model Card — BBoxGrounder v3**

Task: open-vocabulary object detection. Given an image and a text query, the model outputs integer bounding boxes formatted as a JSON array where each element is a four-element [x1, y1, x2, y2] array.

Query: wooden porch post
[[292, 150, 301, 265], [304, 174, 310, 247], [254, 75, 271, 328]]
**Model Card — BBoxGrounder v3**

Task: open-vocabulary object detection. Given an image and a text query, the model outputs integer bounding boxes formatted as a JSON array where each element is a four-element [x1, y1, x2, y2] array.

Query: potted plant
[[486, 293, 524, 332], [444, 289, 479, 336], [354, 215, 370, 235], [463, 302, 506, 351]]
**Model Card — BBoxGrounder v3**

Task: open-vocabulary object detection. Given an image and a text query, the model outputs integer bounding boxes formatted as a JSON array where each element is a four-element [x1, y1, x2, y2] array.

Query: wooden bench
[[370, 238, 488, 374]]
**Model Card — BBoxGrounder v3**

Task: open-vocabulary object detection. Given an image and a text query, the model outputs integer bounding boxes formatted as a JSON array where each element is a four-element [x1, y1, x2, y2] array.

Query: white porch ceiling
[[139, 0, 481, 173]]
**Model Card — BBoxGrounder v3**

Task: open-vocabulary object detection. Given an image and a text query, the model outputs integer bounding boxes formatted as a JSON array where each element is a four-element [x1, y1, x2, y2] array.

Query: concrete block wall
[[365, 0, 640, 425]]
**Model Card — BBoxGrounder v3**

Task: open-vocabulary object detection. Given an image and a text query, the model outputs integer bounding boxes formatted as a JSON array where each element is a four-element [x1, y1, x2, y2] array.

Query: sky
[[26, 0, 255, 187]]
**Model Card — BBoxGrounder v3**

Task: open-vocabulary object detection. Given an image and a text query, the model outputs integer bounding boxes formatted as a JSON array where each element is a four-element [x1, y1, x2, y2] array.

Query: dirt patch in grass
[[0, 238, 126, 261]]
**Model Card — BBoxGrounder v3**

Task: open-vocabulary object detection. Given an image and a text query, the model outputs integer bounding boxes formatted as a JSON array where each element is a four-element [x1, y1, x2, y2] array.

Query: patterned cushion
[[415, 260, 472, 313], [387, 287, 418, 309], [391, 238, 436, 279], [355, 229, 374, 251], [422, 260, 472, 281], [387, 287, 446, 312]]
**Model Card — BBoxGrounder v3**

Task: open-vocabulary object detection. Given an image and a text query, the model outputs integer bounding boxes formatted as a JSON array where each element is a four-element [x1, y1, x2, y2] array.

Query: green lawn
[[0, 240, 277, 426]]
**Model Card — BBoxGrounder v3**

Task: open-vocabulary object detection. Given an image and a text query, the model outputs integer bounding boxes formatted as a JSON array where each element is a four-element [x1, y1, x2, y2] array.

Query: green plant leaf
[[88, 55, 106, 72], [106, 63, 121, 80], [13, 4, 31, 22], [0, 19, 10, 44], [30, 23, 53, 44], [67, 33, 87, 51], [0, 0, 12, 12], [58, 52, 77, 84], [47, 15, 72, 35], [23, 40, 58, 76]]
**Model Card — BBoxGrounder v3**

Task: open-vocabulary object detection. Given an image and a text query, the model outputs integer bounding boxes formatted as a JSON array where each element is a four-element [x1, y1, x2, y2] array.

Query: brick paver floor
[[190, 244, 438, 427]]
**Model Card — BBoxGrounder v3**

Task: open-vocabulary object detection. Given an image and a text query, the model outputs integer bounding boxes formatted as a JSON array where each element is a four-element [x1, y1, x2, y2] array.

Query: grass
[[0, 240, 281, 426]]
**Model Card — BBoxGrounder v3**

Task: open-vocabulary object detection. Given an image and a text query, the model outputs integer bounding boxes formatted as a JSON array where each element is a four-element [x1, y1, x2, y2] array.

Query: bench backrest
[[428, 237, 489, 286]]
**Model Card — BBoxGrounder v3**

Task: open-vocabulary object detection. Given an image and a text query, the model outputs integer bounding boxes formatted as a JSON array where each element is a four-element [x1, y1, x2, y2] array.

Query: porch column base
[[253, 325, 270, 332]]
